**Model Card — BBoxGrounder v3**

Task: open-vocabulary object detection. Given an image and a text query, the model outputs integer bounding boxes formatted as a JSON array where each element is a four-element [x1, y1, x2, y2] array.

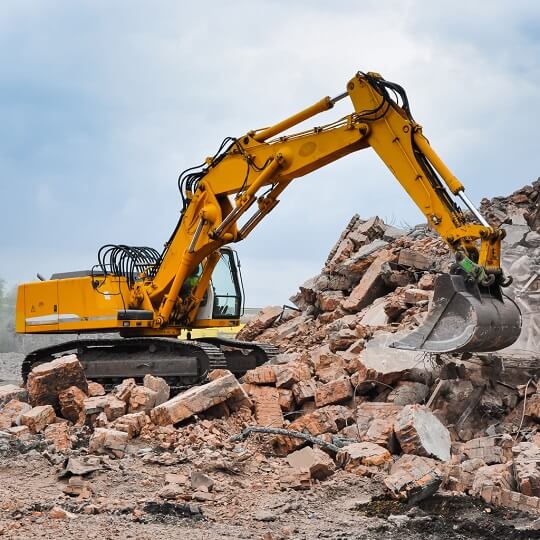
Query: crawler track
[[22, 336, 276, 391]]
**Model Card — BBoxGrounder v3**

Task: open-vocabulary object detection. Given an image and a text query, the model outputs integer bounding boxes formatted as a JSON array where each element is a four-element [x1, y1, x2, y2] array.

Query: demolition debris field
[[1, 180, 540, 539]]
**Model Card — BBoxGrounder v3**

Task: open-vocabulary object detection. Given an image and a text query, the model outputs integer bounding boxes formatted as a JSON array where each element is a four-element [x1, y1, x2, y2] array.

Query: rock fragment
[[394, 404, 451, 461], [143, 374, 170, 406], [20, 405, 56, 433], [27, 355, 87, 409], [150, 372, 248, 426], [384, 454, 442, 503]]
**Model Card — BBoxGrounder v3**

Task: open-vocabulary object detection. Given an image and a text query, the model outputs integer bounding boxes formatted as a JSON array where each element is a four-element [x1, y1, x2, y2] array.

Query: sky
[[1, 0, 539, 307]]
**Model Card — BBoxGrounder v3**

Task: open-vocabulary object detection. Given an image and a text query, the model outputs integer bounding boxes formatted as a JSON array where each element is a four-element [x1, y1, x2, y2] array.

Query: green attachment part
[[457, 255, 488, 283]]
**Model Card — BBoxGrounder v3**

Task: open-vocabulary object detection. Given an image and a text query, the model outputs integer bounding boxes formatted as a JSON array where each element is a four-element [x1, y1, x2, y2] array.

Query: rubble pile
[[1, 182, 540, 526]]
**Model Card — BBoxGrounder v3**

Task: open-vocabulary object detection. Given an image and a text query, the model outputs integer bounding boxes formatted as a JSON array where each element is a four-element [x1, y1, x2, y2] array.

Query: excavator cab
[[392, 272, 522, 353]]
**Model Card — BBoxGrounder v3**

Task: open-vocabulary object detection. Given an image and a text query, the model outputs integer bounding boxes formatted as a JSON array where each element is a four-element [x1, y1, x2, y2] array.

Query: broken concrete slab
[[350, 332, 431, 393], [394, 404, 451, 461]]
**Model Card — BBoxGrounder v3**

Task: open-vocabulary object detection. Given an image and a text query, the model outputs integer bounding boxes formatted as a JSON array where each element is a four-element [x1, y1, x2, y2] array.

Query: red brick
[[314, 378, 353, 407]]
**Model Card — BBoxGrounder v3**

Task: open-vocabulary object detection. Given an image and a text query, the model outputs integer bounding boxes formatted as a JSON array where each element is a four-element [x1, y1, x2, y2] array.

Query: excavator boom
[[16, 70, 522, 383]]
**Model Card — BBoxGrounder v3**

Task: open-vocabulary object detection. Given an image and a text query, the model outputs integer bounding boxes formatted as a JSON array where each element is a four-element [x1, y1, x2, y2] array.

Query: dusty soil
[[0, 352, 23, 385], [0, 442, 537, 540]]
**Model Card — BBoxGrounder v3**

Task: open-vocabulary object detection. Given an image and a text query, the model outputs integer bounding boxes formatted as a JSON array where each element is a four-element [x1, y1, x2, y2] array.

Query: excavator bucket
[[391, 273, 522, 353]]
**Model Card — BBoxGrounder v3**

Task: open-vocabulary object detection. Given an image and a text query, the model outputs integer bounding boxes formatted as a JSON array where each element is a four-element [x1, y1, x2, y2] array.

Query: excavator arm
[[16, 71, 521, 355], [134, 71, 519, 352]]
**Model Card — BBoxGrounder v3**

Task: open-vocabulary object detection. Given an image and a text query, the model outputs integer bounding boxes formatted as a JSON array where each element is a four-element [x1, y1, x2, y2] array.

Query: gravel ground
[[0, 444, 538, 540], [0, 352, 23, 384]]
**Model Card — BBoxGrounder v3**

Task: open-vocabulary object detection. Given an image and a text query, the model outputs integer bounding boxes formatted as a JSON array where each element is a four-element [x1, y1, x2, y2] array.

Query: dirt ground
[[0, 441, 538, 540]]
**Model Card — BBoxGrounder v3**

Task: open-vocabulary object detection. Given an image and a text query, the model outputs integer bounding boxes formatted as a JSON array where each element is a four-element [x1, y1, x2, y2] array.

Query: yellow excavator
[[15, 71, 521, 387]]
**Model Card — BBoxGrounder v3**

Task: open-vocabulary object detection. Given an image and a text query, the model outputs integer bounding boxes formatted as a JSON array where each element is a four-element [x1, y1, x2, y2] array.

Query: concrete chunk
[[150, 372, 247, 426], [394, 404, 451, 461]]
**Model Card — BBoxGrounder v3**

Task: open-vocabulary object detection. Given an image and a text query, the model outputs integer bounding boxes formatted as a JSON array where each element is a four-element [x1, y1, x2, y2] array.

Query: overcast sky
[[1, 1, 539, 307]]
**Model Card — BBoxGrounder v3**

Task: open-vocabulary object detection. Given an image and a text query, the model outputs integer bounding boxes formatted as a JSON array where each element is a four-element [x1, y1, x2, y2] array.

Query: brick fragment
[[512, 442, 540, 497], [114, 378, 136, 403], [59, 386, 87, 424], [384, 454, 442, 503], [279, 468, 311, 490], [87, 382, 106, 397], [337, 442, 392, 472], [403, 288, 432, 305], [342, 250, 395, 312], [275, 362, 312, 389], [244, 384, 283, 428], [292, 379, 318, 405], [314, 378, 353, 407], [6, 425, 32, 440], [151, 372, 247, 426], [277, 388, 295, 412], [21, 405, 56, 433], [0, 399, 31, 428], [26, 354, 88, 408], [286, 446, 335, 480], [0, 384, 27, 406], [129, 386, 158, 414], [143, 374, 170, 406], [243, 365, 277, 385], [43, 422, 72, 451], [273, 405, 354, 455], [89, 427, 129, 458]]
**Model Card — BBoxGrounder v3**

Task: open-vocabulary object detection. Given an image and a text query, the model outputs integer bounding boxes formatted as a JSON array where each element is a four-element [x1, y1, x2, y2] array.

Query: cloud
[[1, 1, 539, 308]]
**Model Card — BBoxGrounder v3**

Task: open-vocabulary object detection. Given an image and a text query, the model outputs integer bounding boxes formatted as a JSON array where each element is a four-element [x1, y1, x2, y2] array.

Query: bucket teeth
[[391, 273, 522, 354]]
